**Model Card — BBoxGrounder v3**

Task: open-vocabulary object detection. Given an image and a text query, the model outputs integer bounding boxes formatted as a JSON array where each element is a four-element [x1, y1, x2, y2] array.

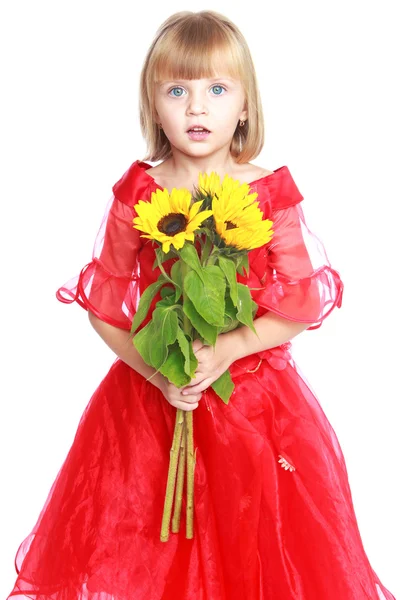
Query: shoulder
[[112, 159, 153, 205], [238, 163, 274, 182], [246, 163, 305, 212], [250, 166, 275, 178]]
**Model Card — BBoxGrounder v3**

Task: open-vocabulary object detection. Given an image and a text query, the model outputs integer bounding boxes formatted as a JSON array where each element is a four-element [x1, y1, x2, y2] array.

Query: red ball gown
[[7, 160, 396, 600]]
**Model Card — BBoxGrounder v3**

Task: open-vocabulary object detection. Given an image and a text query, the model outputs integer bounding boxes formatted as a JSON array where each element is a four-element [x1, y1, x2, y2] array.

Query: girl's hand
[[158, 376, 202, 412], [181, 336, 233, 396]]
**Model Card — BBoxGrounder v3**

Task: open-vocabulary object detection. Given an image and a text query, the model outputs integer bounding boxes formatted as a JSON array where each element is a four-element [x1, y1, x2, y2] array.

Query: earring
[[239, 119, 246, 127]]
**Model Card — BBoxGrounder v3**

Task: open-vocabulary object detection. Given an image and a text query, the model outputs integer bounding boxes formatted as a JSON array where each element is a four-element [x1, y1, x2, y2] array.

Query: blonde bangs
[[139, 11, 264, 164], [151, 27, 244, 84]]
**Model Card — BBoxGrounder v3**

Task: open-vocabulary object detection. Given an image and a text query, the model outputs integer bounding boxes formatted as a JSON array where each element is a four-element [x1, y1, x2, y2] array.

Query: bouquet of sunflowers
[[130, 171, 274, 542]]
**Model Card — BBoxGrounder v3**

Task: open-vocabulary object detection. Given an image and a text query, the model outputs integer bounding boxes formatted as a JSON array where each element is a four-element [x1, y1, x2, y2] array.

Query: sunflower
[[198, 172, 274, 251], [132, 187, 213, 253], [198, 171, 222, 198]]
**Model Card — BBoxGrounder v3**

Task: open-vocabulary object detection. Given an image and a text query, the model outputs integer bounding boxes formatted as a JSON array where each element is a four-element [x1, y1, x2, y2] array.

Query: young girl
[[7, 10, 396, 600]]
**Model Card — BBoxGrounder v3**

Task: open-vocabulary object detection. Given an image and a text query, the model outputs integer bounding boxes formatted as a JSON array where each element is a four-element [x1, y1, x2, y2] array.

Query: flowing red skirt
[[7, 351, 396, 600]]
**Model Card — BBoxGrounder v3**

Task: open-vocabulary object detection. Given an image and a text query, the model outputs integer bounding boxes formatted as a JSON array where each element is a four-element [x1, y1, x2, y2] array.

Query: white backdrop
[[1, 0, 399, 596]]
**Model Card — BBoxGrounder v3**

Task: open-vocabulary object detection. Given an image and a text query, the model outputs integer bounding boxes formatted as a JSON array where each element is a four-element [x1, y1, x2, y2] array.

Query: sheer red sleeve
[[56, 194, 142, 330], [250, 196, 344, 331]]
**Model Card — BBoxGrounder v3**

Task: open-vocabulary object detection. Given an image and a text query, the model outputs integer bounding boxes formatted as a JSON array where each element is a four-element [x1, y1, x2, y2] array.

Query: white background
[[1, 0, 399, 597]]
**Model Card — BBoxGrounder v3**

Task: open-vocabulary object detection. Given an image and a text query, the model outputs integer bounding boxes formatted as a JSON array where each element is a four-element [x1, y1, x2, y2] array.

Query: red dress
[[7, 160, 396, 600]]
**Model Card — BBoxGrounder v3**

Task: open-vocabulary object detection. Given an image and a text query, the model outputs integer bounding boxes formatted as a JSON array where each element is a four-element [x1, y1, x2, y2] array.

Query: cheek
[[213, 101, 242, 125], [156, 106, 181, 130], [154, 96, 173, 119]]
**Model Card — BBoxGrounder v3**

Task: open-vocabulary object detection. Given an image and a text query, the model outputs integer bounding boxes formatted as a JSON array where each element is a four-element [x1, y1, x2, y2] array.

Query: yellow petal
[[188, 199, 204, 220], [162, 240, 171, 253], [186, 209, 213, 234]]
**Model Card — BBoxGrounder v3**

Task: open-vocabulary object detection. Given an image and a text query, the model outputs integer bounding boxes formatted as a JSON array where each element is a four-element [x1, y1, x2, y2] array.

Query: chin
[[186, 143, 224, 155], [179, 146, 215, 158]]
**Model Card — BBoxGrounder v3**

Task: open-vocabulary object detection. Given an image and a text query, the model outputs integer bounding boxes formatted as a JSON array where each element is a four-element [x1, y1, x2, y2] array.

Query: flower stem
[[181, 258, 195, 538], [205, 246, 217, 266], [185, 409, 195, 538], [201, 234, 212, 266], [160, 408, 184, 542], [171, 416, 187, 533], [160, 256, 196, 541]]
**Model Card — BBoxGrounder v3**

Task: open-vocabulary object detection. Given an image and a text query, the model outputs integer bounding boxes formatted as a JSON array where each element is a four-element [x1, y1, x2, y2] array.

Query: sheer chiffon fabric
[[8, 161, 395, 600], [55, 161, 343, 364]]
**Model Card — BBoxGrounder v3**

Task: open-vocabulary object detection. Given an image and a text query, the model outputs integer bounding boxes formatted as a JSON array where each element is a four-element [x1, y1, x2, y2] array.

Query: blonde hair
[[139, 10, 264, 164]]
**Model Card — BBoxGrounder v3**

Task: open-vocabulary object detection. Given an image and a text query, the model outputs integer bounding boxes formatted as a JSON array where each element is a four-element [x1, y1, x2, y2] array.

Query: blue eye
[[169, 87, 185, 97], [167, 84, 226, 97], [211, 85, 225, 95]]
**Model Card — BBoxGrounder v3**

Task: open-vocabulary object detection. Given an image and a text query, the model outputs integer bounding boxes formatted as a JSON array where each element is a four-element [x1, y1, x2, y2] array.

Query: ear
[[239, 103, 248, 122]]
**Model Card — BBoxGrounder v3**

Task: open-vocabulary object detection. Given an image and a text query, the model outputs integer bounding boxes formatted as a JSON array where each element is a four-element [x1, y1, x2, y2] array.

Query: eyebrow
[[158, 77, 236, 88]]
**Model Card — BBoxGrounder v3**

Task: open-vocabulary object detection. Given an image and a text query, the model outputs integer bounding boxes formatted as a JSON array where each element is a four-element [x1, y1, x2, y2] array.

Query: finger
[[180, 392, 201, 402], [179, 370, 206, 390], [192, 339, 205, 354], [173, 394, 202, 410], [187, 371, 205, 385], [181, 375, 207, 393], [182, 379, 211, 395], [176, 401, 199, 412]]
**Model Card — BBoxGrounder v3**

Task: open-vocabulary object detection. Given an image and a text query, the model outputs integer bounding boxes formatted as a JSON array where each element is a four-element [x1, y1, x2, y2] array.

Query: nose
[[186, 88, 208, 116]]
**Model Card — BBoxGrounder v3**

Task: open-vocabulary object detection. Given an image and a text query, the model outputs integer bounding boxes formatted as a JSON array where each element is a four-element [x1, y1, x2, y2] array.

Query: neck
[[165, 148, 239, 182]]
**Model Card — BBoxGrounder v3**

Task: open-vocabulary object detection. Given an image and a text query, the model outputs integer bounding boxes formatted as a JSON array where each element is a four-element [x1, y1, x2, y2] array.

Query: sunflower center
[[226, 220, 238, 230], [158, 213, 188, 236]]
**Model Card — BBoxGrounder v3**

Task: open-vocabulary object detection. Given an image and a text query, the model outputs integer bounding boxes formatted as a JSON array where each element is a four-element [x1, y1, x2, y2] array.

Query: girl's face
[[154, 76, 248, 159]]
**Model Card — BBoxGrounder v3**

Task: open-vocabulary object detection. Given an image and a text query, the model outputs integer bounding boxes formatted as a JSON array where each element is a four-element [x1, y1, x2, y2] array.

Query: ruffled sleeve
[[56, 191, 142, 331], [249, 171, 344, 331]]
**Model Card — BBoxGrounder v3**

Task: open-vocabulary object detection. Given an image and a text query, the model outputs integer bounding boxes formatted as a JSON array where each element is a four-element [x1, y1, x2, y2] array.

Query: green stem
[[185, 409, 195, 538], [160, 408, 184, 542], [205, 247, 218, 266], [201, 235, 212, 266], [160, 256, 196, 542], [171, 416, 186, 533], [181, 259, 195, 538]]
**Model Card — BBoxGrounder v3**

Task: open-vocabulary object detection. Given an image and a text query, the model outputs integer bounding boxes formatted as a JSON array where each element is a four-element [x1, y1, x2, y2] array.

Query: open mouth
[[187, 126, 211, 133], [187, 127, 211, 139]]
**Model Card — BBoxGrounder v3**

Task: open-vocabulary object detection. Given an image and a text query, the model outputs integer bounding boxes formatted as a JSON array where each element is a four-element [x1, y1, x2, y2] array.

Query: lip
[[187, 130, 211, 141], [186, 124, 211, 132]]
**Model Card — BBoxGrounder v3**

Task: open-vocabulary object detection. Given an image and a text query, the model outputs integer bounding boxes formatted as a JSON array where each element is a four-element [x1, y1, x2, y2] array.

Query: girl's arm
[[180, 313, 309, 396], [219, 311, 310, 364], [88, 310, 167, 391]]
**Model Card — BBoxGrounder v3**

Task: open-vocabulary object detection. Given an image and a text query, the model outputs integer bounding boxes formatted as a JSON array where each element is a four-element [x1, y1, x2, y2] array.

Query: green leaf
[[152, 247, 176, 270], [179, 243, 204, 282], [158, 341, 196, 387], [201, 235, 213, 266], [236, 283, 257, 334], [218, 255, 238, 307], [153, 247, 177, 289], [183, 295, 218, 345], [152, 306, 179, 348], [133, 320, 168, 369], [170, 260, 183, 302], [236, 253, 250, 277], [176, 327, 196, 377], [160, 286, 175, 300], [130, 277, 166, 334], [184, 265, 226, 327], [218, 294, 240, 334], [211, 369, 235, 404]]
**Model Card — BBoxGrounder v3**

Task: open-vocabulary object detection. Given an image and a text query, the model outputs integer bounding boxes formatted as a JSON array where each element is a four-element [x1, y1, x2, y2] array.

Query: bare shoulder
[[236, 163, 274, 182], [144, 162, 164, 178], [144, 161, 175, 188], [246, 163, 274, 179], [145, 161, 274, 188]]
